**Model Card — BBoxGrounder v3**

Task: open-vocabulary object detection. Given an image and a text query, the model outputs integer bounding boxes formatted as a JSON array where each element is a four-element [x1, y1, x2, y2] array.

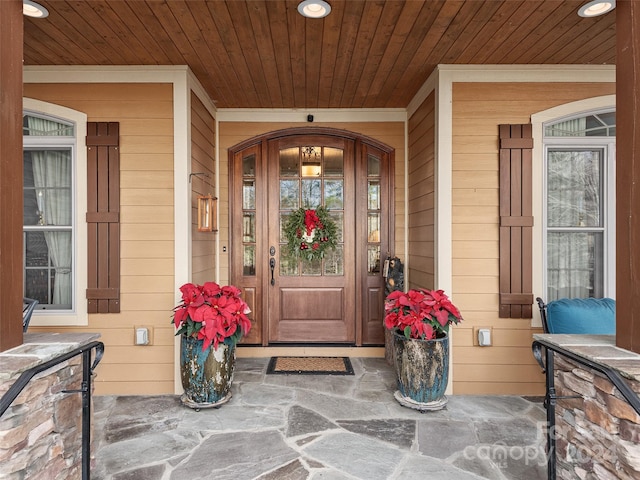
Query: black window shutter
[[86, 122, 120, 313]]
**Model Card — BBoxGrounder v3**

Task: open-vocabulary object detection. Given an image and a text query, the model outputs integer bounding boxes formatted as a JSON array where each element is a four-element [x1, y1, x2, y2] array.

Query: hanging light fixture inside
[[23, 0, 49, 18], [298, 0, 331, 18], [301, 146, 322, 177], [578, 0, 615, 17]]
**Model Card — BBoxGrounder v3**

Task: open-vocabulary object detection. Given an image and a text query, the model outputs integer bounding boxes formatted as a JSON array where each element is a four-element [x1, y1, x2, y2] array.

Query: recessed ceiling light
[[578, 0, 615, 17], [23, 0, 49, 18], [298, 0, 331, 19]]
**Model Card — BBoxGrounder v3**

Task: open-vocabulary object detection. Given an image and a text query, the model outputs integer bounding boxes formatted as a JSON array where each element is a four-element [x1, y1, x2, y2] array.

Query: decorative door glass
[[279, 146, 344, 277], [242, 153, 256, 276], [367, 153, 382, 274]]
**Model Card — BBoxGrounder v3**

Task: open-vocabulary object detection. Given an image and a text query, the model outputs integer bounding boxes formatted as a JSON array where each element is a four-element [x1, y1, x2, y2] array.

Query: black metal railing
[[0, 341, 104, 480], [532, 338, 640, 480]]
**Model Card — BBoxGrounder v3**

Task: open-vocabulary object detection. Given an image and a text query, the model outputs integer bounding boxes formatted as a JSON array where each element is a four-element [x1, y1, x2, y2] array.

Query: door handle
[[270, 257, 275, 286]]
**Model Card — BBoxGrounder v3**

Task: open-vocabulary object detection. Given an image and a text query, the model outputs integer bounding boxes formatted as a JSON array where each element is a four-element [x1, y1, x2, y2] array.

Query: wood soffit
[[23, 0, 616, 109]]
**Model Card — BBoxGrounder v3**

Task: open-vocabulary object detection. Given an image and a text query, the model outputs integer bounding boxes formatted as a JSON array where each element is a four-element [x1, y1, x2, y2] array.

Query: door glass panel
[[301, 258, 321, 276], [280, 249, 299, 276], [280, 180, 299, 209], [368, 154, 380, 176], [278, 145, 346, 278], [280, 148, 299, 177], [242, 153, 256, 277], [324, 148, 343, 176], [368, 245, 381, 274], [279, 212, 291, 243], [243, 213, 255, 242], [368, 213, 380, 242], [301, 146, 322, 177], [368, 153, 382, 276], [324, 245, 344, 275], [243, 180, 255, 209], [243, 154, 255, 176], [301, 179, 321, 208], [330, 212, 343, 242], [243, 245, 255, 275], [368, 181, 380, 210], [324, 180, 344, 210]]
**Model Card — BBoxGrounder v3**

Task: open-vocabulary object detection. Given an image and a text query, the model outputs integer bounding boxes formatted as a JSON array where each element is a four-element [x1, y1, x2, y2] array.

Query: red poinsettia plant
[[172, 282, 252, 351], [384, 289, 462, 340]]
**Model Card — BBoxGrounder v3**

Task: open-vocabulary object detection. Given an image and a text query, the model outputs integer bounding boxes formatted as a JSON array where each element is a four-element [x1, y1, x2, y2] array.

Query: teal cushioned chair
[[536, 297, 616, 334]]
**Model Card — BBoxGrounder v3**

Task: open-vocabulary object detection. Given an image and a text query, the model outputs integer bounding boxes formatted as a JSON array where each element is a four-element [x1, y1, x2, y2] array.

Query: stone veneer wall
[[0, 333, 101, 479], [547, 345, 640, 479], [534, 335, 640, 480]]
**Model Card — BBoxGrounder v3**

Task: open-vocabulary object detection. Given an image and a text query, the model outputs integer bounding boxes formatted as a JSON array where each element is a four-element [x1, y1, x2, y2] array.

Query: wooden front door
[[267, 136, 355, 342], [230, 128, 392, 346]]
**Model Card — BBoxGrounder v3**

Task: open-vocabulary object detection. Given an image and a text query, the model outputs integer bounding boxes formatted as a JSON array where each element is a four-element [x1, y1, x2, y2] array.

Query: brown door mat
[[266, 356, 354, 375]]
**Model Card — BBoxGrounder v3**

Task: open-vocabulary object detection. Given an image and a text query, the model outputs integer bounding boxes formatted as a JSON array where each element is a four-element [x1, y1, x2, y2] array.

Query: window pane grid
[[547, 149, 603, 228], [543, 109, 613, 301], [367, 153, 382, 275], [279, 146, 344, 277], [23, 114, 75, 310], [242, 154, 257, 276], [23, 230, 72, 308], [545, 112, 616, 137]]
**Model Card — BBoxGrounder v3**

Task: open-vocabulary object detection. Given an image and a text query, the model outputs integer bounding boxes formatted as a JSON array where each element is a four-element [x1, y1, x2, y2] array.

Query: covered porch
[[3, 1, 640, 478], [91, 357, 548, 480]]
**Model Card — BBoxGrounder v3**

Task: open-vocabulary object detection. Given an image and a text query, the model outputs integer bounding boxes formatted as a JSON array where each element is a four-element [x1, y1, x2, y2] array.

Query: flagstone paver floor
[[92, 357, 548, 480]]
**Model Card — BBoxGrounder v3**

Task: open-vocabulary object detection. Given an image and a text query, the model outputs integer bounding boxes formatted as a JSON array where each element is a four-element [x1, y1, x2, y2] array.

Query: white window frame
[[24, 99, 88, 326], [543, 138, 615, 299], [531, 95, 616, 327]]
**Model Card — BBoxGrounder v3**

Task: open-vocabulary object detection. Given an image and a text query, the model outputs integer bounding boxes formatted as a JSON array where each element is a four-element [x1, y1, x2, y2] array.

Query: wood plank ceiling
[[23, 0, 616, 109]]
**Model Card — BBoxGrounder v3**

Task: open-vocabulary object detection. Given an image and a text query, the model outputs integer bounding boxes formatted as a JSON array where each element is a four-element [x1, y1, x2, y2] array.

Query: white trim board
[[530, 95, 617, 328], [216, 108, 407, 123], [23, 99, 88, 328]]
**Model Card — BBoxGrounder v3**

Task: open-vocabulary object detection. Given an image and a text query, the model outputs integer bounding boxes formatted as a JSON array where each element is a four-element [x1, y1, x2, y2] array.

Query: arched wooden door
[[229, 128, 393, 346]]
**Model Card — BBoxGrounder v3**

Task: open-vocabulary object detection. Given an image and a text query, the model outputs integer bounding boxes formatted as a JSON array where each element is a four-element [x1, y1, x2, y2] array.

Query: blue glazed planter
[[392, 330, 449, 405], [180, 335, 236, 408]]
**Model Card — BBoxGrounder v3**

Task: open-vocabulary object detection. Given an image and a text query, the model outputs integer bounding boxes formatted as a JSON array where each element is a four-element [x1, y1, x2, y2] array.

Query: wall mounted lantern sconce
[[197, 195, 217, 232]]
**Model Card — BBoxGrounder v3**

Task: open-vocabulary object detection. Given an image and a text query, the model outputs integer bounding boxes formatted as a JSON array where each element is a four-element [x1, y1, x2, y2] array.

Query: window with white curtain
[[23, 113, 75, 310], [544, 110, 615, 301]]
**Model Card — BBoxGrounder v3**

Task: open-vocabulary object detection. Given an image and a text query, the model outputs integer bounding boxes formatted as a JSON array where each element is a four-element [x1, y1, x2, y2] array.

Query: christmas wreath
[[283, 206, 338, 261]]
